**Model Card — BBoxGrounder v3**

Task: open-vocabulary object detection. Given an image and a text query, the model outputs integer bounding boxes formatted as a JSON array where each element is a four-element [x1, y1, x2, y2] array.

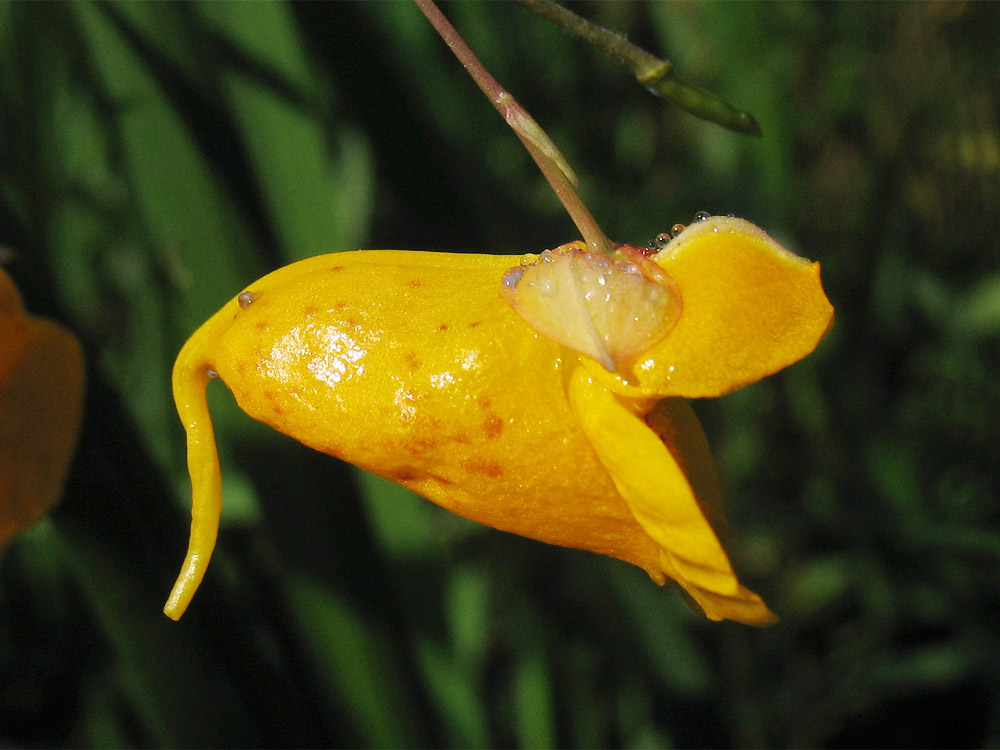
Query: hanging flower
[[0, 268, 85, 546], [164, 215, 833, 625]]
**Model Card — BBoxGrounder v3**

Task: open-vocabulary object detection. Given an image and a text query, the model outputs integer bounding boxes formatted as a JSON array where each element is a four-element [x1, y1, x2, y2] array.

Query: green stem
[[412, 0, 613, 255], [513, 0, 762, 137]]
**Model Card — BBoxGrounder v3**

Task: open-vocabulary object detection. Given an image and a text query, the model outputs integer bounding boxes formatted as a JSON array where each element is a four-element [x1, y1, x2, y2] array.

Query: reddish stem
[[413, 0, 612, 255]]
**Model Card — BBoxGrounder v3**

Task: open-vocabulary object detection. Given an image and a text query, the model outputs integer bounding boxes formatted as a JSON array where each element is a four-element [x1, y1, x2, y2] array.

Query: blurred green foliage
[[2, 1, 999, 747]]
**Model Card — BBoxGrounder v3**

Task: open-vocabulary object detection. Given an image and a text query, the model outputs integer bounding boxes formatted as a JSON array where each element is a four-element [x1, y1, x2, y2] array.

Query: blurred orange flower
[[1, 268, 85, 546]]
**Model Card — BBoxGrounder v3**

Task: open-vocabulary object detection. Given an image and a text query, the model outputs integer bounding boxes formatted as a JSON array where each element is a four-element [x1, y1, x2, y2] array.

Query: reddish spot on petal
[[482, 414, 504, 439], [408, 279, 425, 287], [263, 390, 284, 415], [615, 241, 658, 258], [462, 457, 504, 478], [398, 435, 438, 456], [438, 323, 449, 331], [468, 321, 481, 328], [403, 351, 421, 371]]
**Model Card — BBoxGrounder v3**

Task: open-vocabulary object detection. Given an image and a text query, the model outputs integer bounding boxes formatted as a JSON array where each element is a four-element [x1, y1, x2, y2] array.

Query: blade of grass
[[198, 2, 375, 263]]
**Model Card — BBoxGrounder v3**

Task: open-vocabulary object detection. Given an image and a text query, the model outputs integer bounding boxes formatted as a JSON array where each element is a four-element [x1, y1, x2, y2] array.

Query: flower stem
[[412, 0, 613, 255], [513, 0, 762, 137]]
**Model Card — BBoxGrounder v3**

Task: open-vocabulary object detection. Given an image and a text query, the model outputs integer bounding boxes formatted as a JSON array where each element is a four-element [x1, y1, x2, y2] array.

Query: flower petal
[[0, 270, 28, 380], [568, 367, 778, 626], [1, 318, 85, 545], [584, 216, 833, 398], [501, 244, 681, 372]]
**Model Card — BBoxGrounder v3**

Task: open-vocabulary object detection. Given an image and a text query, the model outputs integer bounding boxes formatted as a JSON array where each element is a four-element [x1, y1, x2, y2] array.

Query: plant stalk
[[513, 0, 762, 137], [413, 0, 613, 255]]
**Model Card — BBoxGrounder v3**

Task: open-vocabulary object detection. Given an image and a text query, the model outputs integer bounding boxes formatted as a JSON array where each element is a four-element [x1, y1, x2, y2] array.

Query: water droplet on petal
[[694, 211, 711, 222], [502, 267, 524, 290], [670, 223, 686, 238], [651, 232, 672, 250]]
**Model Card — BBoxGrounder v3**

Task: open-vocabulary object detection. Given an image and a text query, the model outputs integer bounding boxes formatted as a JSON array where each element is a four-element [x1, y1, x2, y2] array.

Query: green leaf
[[198, 1, 375, 262], [284, 573, 424, 747]]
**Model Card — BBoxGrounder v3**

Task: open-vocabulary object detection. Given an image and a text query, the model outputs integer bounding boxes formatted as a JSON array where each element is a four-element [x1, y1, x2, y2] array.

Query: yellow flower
[[165, 216, 833, 625], [0, 268, 85, 546]]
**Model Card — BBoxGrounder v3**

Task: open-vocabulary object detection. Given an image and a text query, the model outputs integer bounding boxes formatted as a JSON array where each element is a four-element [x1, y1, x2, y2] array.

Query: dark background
[[2, 1, 998, 747]]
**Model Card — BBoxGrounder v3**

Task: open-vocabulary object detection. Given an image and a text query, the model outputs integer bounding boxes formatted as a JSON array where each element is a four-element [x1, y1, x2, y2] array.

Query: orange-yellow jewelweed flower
[[165, 216, 833, 625], [1, 268, 85, 546]]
